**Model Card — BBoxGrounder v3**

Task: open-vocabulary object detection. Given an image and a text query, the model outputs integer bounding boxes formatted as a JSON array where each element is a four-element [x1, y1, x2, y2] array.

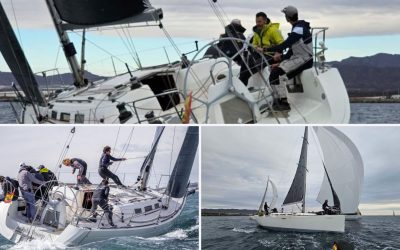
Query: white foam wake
[[232, 227, 255, 234], [10, 239, 66, 250], [144, 224, 199, 241]]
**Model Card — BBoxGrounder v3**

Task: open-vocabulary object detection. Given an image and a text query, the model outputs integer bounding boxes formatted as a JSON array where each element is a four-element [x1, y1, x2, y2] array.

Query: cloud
[[0, 126, 199, 187], [201, 126, 400, 215], [2, 0, 400, 39]]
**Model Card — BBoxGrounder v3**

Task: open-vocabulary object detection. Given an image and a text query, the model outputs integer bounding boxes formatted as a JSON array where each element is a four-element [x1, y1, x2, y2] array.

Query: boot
[[273, 98, 291, 112]]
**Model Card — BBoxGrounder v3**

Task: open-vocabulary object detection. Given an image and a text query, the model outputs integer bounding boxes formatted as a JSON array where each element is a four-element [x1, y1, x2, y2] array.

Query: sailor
[[26, 166, 46, 201], [63, 158, 91, 185], [0, 175, 19, 202], [264, 201, 269, 215], [265, 6, 313, 111], [204, 19, 246, 61], [98, 146, 126, 188], [37, 165, 58, 186], [239, 12, 284, 86], [322, 199, 331, 214], [17, 163, 45, 223], [88, 179, 115, 227]]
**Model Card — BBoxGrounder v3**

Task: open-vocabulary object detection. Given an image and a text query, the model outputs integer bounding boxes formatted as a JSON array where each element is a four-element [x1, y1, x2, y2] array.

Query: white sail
[[269, 179, 278, 209], [313, 127, 364, 214]]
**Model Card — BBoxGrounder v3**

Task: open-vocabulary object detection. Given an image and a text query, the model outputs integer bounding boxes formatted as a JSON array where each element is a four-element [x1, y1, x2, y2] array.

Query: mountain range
[[1, 53, 399, 96]]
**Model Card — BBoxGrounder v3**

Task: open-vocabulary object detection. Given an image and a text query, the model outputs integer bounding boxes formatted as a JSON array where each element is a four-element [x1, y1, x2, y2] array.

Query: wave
[[232, 227, 255, 234], [141, 224, 199, 241], [10, 239, 66, 250]]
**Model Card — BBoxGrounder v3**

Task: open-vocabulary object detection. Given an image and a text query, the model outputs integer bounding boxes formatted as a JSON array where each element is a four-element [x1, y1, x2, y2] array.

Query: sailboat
[[0, 0, 350, 124], [0, 126, 199, 246], [252, 127, 346, 233]]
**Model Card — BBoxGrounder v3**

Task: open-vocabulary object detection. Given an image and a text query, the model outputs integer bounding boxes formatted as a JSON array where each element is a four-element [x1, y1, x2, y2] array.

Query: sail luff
[[0, 3, 45, 106], [282, 127, 308, 213], [322, 162, 341, 209], [166, 127, 199, 199], [258, 177, 270, 213], [138, 126, 165, 190]]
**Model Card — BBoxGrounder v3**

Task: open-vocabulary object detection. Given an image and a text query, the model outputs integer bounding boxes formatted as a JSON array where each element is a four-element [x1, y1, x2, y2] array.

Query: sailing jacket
[[17, 167, 44, 192], [252, 21, 284, 50], [39, 168, 59, 186], [99, 153, 124, 169], [93, 184, 110, 201], [71, 158, 88, 176], [266, 20, 313, 73]]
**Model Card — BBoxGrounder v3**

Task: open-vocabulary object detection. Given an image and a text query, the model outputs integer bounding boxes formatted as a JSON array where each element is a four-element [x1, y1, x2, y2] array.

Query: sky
[[201, 126, 400, 216], [0, 125, 199, 188], [1, 0, 400, 77]]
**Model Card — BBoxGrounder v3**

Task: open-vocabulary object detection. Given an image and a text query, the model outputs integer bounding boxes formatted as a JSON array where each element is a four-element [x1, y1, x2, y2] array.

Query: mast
[[0, 2, 45, 109], [138, 126, 165, 191], [282, 127, 308, 213], [45, 0, 85, 88]]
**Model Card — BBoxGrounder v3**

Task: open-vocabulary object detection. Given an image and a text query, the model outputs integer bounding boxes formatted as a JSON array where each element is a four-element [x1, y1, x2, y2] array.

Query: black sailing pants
[[98, 167, 123, 186]]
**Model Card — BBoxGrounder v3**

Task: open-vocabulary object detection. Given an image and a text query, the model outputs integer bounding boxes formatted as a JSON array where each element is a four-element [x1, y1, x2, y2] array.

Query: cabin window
[[140, 73, 180, 111], [60, 112, 70, 122], [51, 111, 57, 119], [154, 203, 160, 209], [134, 208, 142, 214], [75, 114, 84, 123], [144, 205, 152, 212]]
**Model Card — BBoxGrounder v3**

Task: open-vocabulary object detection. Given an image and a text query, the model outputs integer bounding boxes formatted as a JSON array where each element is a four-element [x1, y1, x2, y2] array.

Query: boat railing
[[182, 37, 277, 123], [311, 27, 329, 73], [128, 89, 199, 124]]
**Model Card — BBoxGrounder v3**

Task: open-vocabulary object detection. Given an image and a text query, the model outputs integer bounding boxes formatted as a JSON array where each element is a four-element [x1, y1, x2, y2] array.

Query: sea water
[[2, 102, 400, 124], [0, 193, 199, 250], [202, 216, 400, 249]]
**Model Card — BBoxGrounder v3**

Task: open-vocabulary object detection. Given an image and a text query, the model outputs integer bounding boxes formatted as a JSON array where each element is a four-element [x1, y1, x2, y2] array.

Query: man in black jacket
[[88, 179, 115, 227], [99, 146, 126, 188]]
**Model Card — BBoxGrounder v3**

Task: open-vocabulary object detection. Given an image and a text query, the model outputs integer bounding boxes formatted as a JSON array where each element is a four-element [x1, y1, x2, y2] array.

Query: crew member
[[0, 175, 19, 202], [99, 146, 126, 188], [88, 179, 115, 227], [63, 158, 91, 185], [17, 163, 45, 223]]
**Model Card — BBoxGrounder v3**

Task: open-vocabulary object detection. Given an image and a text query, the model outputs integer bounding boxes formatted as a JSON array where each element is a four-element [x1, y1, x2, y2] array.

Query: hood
[[293, 20, 310, 29], [225, 23, 246, 35]]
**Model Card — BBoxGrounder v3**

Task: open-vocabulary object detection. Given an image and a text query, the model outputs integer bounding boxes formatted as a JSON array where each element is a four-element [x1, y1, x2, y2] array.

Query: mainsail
[[314, 127, 364, 214], [0, 3, 45, 106], [283, 127, 308, 212], [52, 0, 163, 30], [138, 126, 165, 190], [166, 126, 199, 198]]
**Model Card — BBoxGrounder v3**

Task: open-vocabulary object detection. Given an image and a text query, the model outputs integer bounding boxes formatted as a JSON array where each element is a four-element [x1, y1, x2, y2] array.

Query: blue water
[[202, 216, 400, 250], [0, 193, 198, 250], [2, 102, 400, 124]]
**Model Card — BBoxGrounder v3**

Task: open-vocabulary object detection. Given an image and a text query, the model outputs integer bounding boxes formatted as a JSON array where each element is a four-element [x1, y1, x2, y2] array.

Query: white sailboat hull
[[0, 187, 186, 246], [252, 213, 345, 233], [20, 59, 350, 124], [344, 214, 362, 221]]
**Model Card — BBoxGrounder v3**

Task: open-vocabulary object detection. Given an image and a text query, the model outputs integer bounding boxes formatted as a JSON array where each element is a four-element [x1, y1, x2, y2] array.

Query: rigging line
[[70, 30, 135, 68], [126, 27, 142, 68], [113, 127, 135, 174], [10, 0, 22, 49], [167, 127, 176, 186], [112, 126, 121, 153], [116, 28, 139, 68], [120, 27, 141, 68], [216, 2, 230, 23]]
